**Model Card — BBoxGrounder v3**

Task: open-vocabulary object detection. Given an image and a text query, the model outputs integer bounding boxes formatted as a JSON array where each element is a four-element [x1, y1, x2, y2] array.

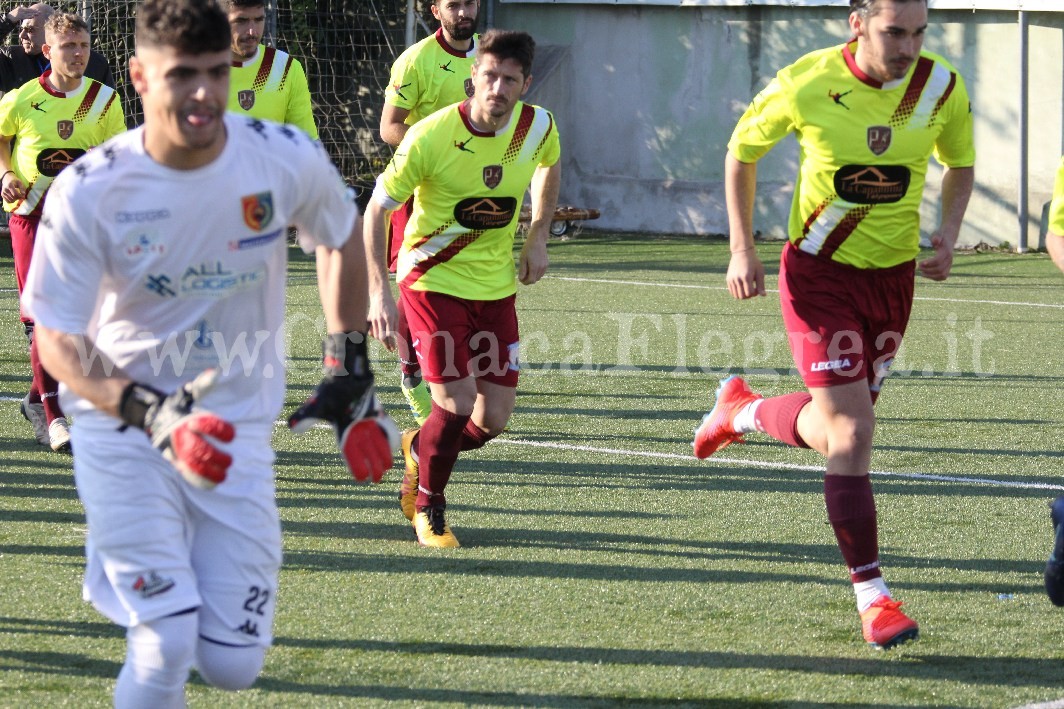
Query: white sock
[[854, 577, 891, 613], [731, 399, 762, 434]]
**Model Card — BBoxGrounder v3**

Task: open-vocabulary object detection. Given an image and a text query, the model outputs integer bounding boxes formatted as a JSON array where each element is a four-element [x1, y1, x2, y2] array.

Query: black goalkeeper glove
[[288, 332, 398, 483], [119, 370, 235, 490]]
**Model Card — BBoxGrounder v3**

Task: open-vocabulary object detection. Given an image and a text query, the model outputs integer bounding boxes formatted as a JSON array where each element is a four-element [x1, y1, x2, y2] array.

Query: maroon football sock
[[754, 392, 812, 448], [30, 337, 64, 423], [459, 420, 496, 451], [415, 407, 470, 509], [824, 474, 881, 583], [396, 299, 421, 379]]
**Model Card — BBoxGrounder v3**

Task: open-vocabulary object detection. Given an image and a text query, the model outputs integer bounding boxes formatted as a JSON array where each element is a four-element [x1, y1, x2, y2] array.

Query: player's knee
[[114, 613, 198, 708], [195, 638, 266, 691], [827, 414, 875, 453]]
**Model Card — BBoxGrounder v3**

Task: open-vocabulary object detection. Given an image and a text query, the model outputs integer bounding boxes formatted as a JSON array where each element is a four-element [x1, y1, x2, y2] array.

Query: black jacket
[[0, 15, 114, 92]]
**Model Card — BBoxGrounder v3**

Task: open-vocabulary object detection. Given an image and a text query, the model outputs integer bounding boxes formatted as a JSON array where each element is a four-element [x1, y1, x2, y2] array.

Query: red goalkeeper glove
[[119, 370, 236, 490], [288, 332, 399, 483]]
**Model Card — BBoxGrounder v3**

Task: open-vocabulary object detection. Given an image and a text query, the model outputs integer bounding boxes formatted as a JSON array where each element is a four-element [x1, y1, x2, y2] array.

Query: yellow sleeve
[[285, 59, 318, 140], [1050, 156, 1064, 237]]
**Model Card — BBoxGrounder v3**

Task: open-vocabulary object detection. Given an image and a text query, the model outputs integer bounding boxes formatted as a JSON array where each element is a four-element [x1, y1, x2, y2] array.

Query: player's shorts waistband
[[787, 241, 916, 277]]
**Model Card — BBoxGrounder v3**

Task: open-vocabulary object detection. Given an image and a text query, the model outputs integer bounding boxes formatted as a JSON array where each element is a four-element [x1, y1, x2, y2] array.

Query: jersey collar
[[843, 40, 909, 91], [38, 69, 84, 97], [232, 45, 262, 68], [434, 27, 477, 58]]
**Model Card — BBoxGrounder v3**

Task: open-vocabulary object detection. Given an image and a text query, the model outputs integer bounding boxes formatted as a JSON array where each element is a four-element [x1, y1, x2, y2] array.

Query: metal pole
[[1017, 10, 1029, 253], [406, 0, 416, 48], [264, 0, 278, 48]]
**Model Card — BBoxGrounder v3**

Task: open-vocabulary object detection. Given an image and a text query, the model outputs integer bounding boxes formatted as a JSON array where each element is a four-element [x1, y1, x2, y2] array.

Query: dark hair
[[850, 0, 927, 19], [476, 29, 534, 79], [44, 11, 88, 40], [135, 0, 230, 53], [217, 0, 265, 11]]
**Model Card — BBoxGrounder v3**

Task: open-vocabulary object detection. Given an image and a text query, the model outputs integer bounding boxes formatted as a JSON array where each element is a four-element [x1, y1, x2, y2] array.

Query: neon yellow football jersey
[[1050, 156, 1064, 237], [381, 100, 560, 300], [385, 28, 478, 127], [0, 73, 124, 215], [229, 45, 318, 139], [729, 41, 975, 269]]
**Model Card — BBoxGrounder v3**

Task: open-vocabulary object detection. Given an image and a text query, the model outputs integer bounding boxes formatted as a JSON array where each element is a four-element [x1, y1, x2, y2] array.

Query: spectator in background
[[0, 3, 113, 91], [380, 0, 480, 428], [0, 10, 124, 451], [220, 0, 317, 139]]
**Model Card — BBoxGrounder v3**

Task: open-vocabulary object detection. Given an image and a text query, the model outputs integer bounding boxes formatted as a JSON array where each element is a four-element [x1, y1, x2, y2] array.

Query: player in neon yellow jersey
[[365, 29, 560, 547], [694, 0, 974, 649], [1044, 155, 1064, 606], [381, 0, 480, 426], [0, 11, 124, 453], [221, 0, 317, 139]]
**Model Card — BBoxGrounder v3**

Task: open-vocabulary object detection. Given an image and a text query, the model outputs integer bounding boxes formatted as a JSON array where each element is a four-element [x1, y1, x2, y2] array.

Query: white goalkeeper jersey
[[23, 114, 359, 426]]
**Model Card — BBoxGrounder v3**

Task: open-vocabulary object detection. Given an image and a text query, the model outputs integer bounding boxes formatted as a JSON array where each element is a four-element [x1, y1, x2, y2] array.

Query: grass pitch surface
[[2, 233, 1063, 707]]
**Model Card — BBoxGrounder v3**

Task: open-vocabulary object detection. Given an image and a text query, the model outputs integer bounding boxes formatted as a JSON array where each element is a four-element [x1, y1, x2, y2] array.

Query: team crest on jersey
[[867, 126, 892, 156], [483, 165, 502, 189], [464, 78, 474, 97], [242, 192, 274, 231], [56, 120, 74, 140], [238, 89, 256, 110]]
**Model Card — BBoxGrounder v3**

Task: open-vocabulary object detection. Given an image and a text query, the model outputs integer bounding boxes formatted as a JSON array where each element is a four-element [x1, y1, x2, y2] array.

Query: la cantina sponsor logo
[[810, 357, 853, 372], [453, 196, 517, 230]]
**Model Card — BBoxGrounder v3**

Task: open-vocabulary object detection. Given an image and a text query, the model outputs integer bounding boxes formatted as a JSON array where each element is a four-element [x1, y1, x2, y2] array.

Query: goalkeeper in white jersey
[[21, 0, 396, 705]]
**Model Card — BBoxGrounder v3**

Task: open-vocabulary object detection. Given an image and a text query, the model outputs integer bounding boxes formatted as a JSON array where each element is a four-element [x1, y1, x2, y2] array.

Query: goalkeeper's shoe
[[20, 394, 48, 446], [860, 596, 918, 649], [413, 505, 460, 548], [399, 429, 419, 521], [1044, 496, 1064, 606], [693, 375, 762, 459], [401, 377, 432, 426]]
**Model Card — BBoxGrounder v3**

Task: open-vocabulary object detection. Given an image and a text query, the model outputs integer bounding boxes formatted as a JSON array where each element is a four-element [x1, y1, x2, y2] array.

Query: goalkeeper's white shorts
[[70, 418, 281, 647]]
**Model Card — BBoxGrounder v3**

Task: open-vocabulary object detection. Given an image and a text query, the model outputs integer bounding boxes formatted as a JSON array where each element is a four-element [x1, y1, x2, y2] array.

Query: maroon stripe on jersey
[[802, 196, 834, 235], [817, 206, 872, 259], [253, 47, 277, 91], [433, 27, 475, 58], [400, 231, 483, 289], [279, 56, 293, 89], [503, 104, 536, 164], [73, 81, 103, 122], [889, 57, 933, 128], [929, 71, 957, 125]]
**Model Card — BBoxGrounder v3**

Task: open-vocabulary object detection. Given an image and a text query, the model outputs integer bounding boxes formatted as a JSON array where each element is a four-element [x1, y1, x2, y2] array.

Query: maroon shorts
[[9, 213, 40, 325], [779, 242, 914, 391], [386, 198, 413, 274], [399, 286, 520, 387]]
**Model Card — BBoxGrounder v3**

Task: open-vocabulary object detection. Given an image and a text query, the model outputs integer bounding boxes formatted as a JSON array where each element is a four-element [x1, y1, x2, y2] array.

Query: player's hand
[[518, 228, 549, 285], [118, 370, 236, 490], [288, 332, 399, 483], [1, 174, 26, 203], [367, 289, 398, 351], [917, 232, 954, 281], [726, 248, 766, 299]]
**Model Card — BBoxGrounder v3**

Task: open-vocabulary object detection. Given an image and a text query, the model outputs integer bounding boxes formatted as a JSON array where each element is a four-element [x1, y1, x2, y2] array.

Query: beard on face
[[445, 16, 477, 41]]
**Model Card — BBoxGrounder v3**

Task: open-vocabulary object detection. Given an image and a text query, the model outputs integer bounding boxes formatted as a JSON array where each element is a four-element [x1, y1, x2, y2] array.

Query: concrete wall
[[495, 3, 1064, 248]]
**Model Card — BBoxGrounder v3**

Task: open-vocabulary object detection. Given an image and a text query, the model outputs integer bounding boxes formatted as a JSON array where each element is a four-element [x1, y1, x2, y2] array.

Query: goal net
[[85, 0, 424, 202]]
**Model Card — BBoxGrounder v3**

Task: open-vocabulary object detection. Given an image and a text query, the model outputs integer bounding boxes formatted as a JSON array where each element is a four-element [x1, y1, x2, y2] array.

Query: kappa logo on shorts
[[56, 119, 74, 140], [241, 191, 275, 231], [238, 89, 256, 110], [132, 571, 176, 599]]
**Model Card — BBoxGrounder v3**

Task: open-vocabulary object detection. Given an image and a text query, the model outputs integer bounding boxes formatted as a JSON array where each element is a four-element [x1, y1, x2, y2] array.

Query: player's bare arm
[[519, 161, 560, 285], [318, 214, 371, 334], [380, 103, 412, 147], [33, 325, 131, 418], [724, 151, 766, 299], [918, 165, 974, 281], [1049, 233, 1064, 273], [362, 198, 399, 349]]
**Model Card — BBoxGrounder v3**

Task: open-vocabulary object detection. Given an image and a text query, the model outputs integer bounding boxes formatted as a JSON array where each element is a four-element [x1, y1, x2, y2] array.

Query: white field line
[[548, 276, 1064, 310], [6, 402, 1055, 492]]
